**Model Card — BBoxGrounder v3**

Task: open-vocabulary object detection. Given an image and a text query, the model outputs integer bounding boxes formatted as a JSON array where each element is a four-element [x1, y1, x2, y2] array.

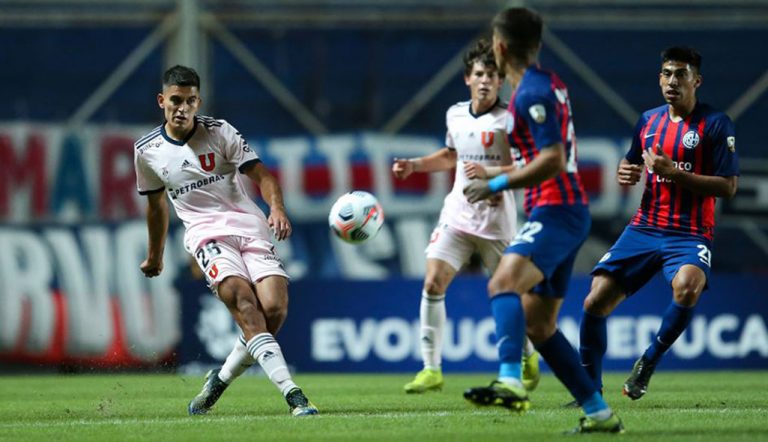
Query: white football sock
[[420, 291, 446, 371], [218, 334, 255, 384], [523, 337, 535, 357], [246, 333, 298, 396]]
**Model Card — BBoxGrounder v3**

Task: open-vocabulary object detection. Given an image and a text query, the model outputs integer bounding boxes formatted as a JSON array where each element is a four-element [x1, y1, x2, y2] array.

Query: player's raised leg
[[404, 258, 455, 393], [625, 264, 705, 399], [189, 267, 297, 415], [219, 275, 317, 416]]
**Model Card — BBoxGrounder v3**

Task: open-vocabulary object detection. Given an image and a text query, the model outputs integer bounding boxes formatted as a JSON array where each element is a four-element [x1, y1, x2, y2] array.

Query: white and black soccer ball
[[328, 191, 385, 244]]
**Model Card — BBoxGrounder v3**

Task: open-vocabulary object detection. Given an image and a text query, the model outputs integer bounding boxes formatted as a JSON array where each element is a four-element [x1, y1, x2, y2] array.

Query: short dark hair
[[463, 38, 499, 77], [491, 7, 543, 62], [162, 65, 200, 89], [661, 46, 702, 73]]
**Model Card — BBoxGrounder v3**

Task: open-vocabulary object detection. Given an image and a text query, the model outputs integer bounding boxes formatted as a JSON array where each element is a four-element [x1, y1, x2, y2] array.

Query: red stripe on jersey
[[653, 117, 679, 228], [509, 120, 538, 213], [555, 96, 577, 205], [631, 112, 661, 229], [691, 119, 709, 237], [670, 118, 691, 229], [647, 116, 671, 227]]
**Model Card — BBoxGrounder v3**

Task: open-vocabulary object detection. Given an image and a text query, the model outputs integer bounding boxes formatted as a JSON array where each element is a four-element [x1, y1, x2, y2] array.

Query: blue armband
[[488, 175, 510, 193]]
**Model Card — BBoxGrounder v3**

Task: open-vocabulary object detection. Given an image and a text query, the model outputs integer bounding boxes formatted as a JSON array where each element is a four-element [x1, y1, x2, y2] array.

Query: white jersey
[[441, 99, 516, 240], [134, 116, 271, 252]]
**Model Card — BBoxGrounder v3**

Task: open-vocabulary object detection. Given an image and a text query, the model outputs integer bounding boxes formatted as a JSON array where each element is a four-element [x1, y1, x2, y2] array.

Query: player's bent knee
[[487, 275, 516, 296], [672, 283, 702, 307], [261, 302, 287, 321], [672, 268, 705, 307], [217, 276, 250, 307], [582, 274, 623, 316]]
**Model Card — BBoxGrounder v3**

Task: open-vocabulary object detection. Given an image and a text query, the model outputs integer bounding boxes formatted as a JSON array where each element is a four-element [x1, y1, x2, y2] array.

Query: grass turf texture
[[0, 372, 766, 441]]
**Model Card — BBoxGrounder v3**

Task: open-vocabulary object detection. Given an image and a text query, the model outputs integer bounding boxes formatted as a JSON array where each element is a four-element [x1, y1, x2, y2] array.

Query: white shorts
[[192, 235, 289, 293], [425, 223, 509, 272]]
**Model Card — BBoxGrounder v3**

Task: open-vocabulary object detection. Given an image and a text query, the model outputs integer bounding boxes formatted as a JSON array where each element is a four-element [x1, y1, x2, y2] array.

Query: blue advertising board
[[179, 274, 768, 373]]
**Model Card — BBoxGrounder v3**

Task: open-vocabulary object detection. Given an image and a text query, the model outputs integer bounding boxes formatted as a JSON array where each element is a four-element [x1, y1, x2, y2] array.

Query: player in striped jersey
[[134, 65, 317, 417], [463, 8, 623, 434], [392, 39, 540, 395], [578, 47, 739, 401]]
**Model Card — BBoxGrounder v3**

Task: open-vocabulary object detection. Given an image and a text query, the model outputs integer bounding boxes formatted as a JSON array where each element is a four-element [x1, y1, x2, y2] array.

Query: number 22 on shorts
[[511, 221, 543, 246]]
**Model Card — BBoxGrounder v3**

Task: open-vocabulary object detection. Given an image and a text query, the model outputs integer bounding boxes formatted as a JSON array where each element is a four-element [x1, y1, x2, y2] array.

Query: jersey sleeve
[[517, 91, 561, 149], [134, 151, 164, 195], [708, 114, 740, 177], [624, 116, 647, 164], [444, 110, 455, 149], [217, 120, 261, 173]]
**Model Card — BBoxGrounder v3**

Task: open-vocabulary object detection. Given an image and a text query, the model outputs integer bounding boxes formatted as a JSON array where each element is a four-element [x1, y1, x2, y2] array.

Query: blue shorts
[[591, 225, 712, 295], [505, 204, 591, 297]]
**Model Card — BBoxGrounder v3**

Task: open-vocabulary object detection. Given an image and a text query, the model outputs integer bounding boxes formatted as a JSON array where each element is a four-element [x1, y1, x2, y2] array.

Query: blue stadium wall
[[1, 25, 767, 371], [1, 27, 766, 158]]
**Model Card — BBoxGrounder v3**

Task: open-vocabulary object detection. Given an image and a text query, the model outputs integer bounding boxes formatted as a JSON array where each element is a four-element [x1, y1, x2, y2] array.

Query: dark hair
[[661, 46, 702, 73], [491, 7, 543, 62], [463, 38, 499, 77], [162, 65, 200, 89]]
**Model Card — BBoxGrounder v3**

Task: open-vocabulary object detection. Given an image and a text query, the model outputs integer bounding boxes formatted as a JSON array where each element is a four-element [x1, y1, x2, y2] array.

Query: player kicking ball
[[393, 38, 540, 395], [135, 65, 317, 417]]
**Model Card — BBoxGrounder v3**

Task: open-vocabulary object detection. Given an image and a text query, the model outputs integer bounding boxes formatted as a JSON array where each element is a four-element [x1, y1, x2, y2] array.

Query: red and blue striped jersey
[[507, 66, 588, 215], [626, 103, 739, 240]]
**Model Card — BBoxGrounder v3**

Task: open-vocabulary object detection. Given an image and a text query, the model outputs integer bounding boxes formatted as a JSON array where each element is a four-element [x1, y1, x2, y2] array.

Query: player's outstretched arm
[[464, 143, 564, 203], [464, 162, 515, 179], [140, 192, 169, 278], [392, 148, 457, 180], [243, 161, 292, 240]]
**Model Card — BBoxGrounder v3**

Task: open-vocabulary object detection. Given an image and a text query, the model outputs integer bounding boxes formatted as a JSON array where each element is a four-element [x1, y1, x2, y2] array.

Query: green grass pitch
[[1, 371, 766, 441]]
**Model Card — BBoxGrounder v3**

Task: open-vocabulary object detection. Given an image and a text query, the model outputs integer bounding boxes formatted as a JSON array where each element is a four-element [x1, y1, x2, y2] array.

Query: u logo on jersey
[[481, 131, 495, 148], [682, 131, 700, 149], [199, 153, 216, 171]]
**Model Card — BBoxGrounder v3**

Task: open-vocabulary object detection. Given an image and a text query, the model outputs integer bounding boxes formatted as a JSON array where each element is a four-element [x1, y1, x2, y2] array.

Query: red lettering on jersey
[[199, 153, 215, 171], [481, 131, 494, 148], [208, 264, 219, 279]]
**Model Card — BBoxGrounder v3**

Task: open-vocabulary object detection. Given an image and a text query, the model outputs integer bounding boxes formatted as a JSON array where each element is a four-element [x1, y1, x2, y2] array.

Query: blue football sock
[[644, 301, 694, 364], [536, 329, 602, 408], [579, 310, 607, 389], [491, 293, 525, 381]]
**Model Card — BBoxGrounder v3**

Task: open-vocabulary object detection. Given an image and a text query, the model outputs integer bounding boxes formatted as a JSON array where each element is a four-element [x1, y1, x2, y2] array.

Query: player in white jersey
[[134, 65, 317, 417], [392, 39, 540, 394]]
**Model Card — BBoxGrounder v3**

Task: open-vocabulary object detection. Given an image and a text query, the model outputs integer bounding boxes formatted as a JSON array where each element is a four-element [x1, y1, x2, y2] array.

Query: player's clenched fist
[[392, 158, 416, 180], [268, 208, 293, 241], [617, 162, 643, 186], [140, 258, 163, 278]]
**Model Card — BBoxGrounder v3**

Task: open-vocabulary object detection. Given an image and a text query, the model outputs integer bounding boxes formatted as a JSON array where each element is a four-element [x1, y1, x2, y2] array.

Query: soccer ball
[[328, 191, 385, 244]]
